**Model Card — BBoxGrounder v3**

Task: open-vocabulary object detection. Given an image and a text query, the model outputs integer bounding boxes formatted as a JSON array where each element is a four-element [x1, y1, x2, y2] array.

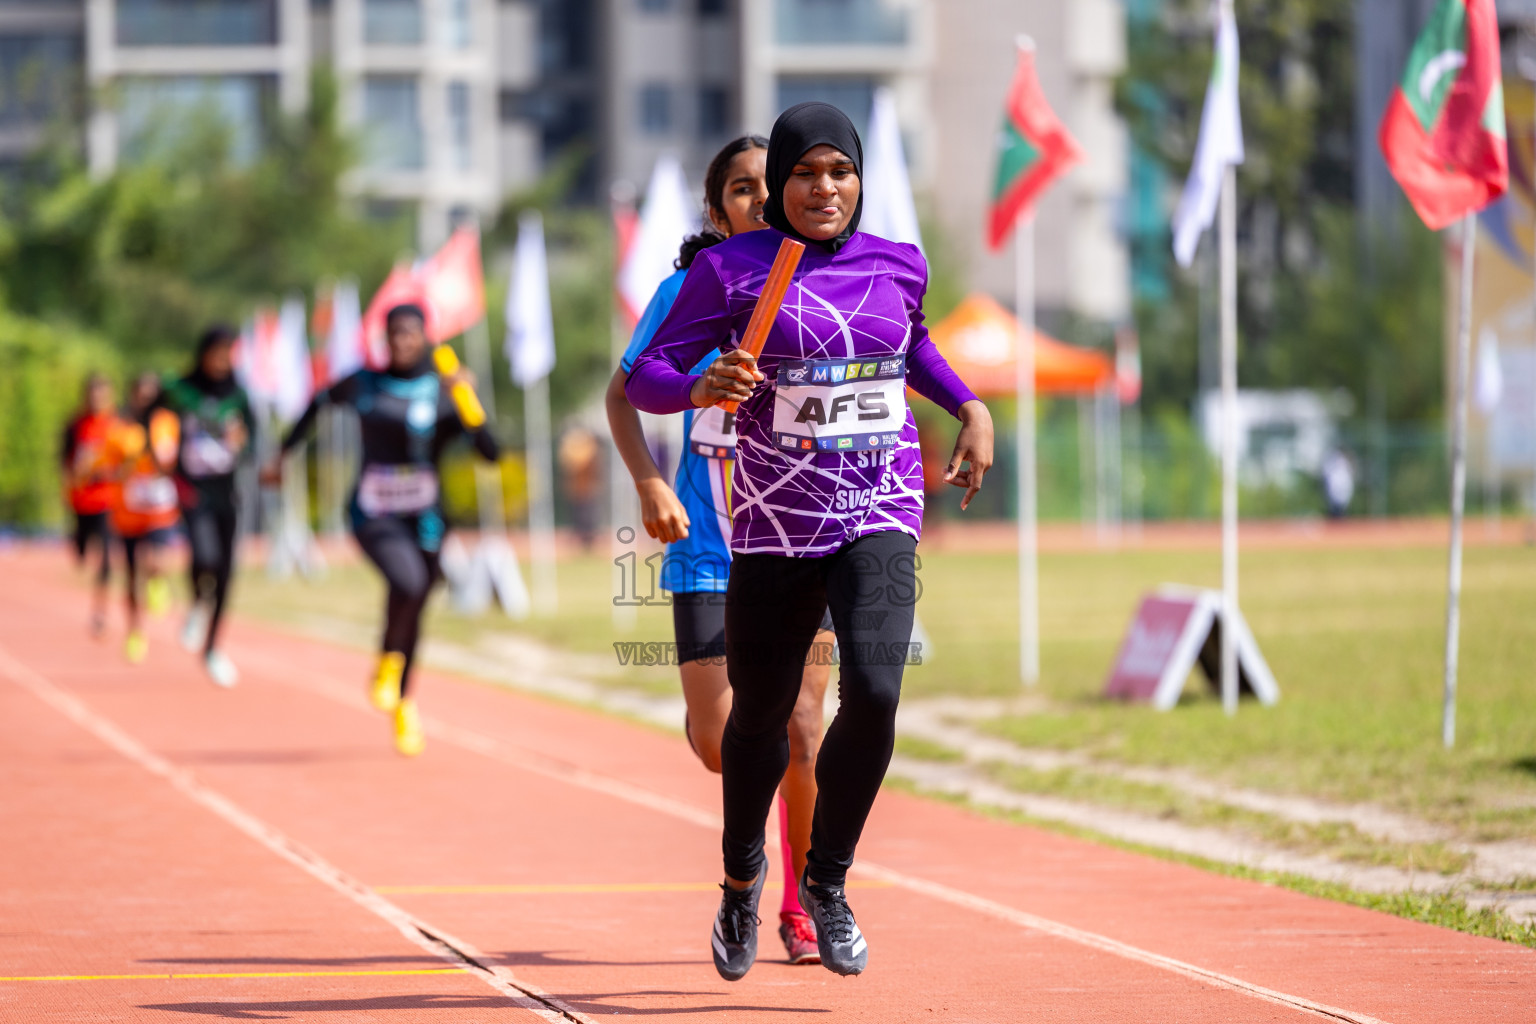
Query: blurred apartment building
[[0, 0, 524, 249], [0, 0, 1129, 323], [591, 0, 1130, 325]]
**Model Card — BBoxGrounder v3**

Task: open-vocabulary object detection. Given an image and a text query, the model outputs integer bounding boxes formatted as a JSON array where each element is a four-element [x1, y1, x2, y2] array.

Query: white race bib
[[123, 476, 178, 514], [357, 464, 439, 517], [183, 430, 236, 477], [689, 405, 738, 459], [771, 355, 908, 453]]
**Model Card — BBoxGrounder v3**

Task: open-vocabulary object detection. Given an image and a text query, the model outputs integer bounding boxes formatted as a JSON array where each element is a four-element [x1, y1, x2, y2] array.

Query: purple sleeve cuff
[[624, 255, 728, 414], [624, 361, 699, 415]]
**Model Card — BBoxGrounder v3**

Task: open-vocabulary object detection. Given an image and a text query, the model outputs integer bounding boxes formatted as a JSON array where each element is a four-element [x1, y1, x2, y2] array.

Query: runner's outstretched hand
[[691, 350, 763, 408], [945, 400, 994, 512], [638, 477, 691, 544]]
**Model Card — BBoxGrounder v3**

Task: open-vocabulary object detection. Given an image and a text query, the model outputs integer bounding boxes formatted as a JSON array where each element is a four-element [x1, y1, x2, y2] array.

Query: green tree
[[0, 70, 407, 369], [1117, 0, 1444, 426]]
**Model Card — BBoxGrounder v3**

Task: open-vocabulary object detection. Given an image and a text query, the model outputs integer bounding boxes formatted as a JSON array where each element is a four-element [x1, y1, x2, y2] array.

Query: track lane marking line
[[0, 969, 463, 983], [375, 881, 892, 895], [249, 650, 1393, 1024], [0, 644, 597, 1024]]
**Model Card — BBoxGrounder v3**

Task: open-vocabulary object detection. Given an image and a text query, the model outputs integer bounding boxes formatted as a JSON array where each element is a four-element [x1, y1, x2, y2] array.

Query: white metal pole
[[611, 307, 639, 631], [525, 374, 558, 614], [1444, 214, 1476, 748], [1016, 215, 1040, 685], [465, 319, 508, 537], [1485, 406, 1499, 539], [1219, 163, 1239, 716]]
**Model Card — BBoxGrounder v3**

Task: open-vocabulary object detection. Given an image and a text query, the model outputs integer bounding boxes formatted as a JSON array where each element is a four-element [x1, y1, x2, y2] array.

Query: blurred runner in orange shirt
[[103, 373, 181, 664], [60, 374, 118, 637]]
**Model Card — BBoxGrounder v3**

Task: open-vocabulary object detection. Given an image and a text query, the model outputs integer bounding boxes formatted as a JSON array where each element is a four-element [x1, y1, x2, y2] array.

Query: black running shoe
[[799, 872, 868, 976], [711, 864, 766, 981]]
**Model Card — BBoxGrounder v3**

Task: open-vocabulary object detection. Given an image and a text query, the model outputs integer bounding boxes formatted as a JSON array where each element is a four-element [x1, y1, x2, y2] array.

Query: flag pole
[[1016, 210, 1040, 686], [1219, 162, 1239, 716], [1444, 213, 1476, 748], [526, 372, 558, 614]]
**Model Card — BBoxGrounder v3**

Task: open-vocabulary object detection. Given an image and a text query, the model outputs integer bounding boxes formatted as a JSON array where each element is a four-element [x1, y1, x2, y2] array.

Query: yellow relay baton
[[431, 344, 487, 430]]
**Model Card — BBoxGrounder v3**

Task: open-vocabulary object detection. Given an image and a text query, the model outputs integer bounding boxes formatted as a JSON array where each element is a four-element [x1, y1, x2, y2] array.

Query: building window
[[363, 76, 423, 170], [774, 0, 908, 46], [364, 0, 423, 45], [698, 84, 729, 139], [116, 0, 279, 47], [777, 76, 874, 139], [0, 34, 82, 129], [119, 75, 271, 164], [448, 81, 473, 172], [445, 0, 473, 49], [639, 83, 672, 136]]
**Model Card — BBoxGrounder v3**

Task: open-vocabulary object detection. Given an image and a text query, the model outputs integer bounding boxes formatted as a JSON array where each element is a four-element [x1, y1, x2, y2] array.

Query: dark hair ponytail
[[675, 133, 770, 270]]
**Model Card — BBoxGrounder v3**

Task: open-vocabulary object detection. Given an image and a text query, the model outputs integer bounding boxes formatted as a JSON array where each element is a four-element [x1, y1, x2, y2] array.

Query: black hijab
[[185, 324, 239, 398], [762, 102, 864, 254]]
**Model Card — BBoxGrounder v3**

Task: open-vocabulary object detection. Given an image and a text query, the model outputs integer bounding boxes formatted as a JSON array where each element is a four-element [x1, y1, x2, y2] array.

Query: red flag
[[612, 199, 640, 327], [418, 226, 486, 342], [987, 40, 1083, 250], [1379, 0, 1508, 230]]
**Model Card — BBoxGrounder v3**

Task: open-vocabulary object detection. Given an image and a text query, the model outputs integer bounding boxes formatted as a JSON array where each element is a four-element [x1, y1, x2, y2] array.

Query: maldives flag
[[986, 39, 1083, 251], [1379, 0, 1508, 231]]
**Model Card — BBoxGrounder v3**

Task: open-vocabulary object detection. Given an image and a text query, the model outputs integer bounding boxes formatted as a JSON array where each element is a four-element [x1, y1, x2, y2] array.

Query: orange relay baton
[[718, 237, 805, 415]]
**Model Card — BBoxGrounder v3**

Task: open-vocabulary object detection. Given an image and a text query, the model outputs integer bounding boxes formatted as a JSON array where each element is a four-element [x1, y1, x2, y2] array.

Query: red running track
[[1, 547, 1530, 1022]]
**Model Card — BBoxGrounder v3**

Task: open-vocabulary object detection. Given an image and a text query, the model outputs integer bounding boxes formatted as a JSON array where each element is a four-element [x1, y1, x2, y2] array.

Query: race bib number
[[689, 405, 738, 459], [357, 465, 439, 517], [771, 356, 907, 453], [183, 430, 236, 478], [123, 476, 178, 514]]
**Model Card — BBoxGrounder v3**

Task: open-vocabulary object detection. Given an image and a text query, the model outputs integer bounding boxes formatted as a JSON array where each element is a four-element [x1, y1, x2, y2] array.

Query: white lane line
[[254, 651, 1391, 1024], [0, 644, 598, 1024]]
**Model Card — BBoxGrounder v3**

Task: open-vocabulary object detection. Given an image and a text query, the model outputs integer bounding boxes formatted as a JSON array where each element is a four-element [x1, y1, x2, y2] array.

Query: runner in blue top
[[605, 135, 833, 966]]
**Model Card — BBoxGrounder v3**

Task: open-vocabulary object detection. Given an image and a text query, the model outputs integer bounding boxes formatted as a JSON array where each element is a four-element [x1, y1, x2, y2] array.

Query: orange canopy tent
[[927, 292, 1112, 396]]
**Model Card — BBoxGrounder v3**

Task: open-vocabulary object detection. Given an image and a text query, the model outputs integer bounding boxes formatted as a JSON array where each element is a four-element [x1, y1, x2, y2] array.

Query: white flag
[[1475, 327, 1503, 414], [1172, 5, 1244, 269], [272, 295, 313, 423], [618, 155, 699, 321], [861, 87, 924, 251], [326, 279, 365, 383], [505, 210, 556, 387]]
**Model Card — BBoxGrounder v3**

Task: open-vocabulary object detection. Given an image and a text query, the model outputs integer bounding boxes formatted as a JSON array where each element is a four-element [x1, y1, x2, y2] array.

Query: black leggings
[[74, 512, 112, 586], [185, 503, 238, 656], [720, 530, 919, 888], [354, 516, 442, 697]]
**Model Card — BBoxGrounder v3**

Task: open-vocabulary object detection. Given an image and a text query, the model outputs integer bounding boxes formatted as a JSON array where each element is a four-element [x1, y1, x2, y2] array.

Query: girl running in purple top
[[627, 102, 993, 978], [606, 134, 833, 965]]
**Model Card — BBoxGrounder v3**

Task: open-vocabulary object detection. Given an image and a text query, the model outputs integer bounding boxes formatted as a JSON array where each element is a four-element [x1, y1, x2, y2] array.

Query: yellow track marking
[[376, 880, 894, 895], [0, 968, 463, 983]]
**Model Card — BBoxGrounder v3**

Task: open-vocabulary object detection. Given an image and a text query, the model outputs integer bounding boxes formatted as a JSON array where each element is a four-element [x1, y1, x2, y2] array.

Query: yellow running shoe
[[394, 698, 425, 757], [370, 652, 405, 712], [145, 577, 171, 617], [125, 630, 148, 664]]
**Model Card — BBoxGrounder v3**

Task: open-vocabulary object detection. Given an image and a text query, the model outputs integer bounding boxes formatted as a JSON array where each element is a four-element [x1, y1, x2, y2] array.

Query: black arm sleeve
[[279, 396, 324, 456], [278, 374, 358, 455], [61, 420, 78, 469], [469, 426, 500, 462]]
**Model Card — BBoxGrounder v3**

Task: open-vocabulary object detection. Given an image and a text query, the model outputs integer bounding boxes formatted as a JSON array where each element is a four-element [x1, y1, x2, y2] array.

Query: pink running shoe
[[779, 910, 820, 965]]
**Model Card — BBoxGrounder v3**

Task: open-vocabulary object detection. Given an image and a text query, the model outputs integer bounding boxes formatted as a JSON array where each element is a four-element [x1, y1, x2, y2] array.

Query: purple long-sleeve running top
[[626, 228, 978, 558]]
